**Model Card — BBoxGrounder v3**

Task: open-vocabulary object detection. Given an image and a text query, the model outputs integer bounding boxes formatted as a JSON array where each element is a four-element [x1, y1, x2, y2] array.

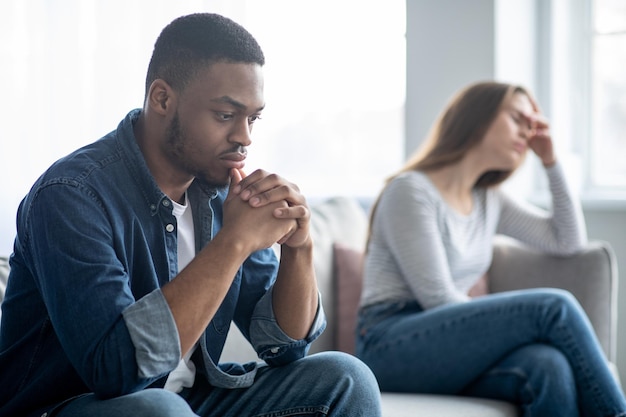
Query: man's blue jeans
[[355, 288, 626, 417], [54, 352, 381, 417]]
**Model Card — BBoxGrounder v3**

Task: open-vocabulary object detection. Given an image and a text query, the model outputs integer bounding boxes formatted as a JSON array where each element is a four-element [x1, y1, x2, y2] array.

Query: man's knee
[[306, 352, 382, 414], [59, 388, 196, 417], [129, 388, 195, 416], [308, 351, 377, 383]]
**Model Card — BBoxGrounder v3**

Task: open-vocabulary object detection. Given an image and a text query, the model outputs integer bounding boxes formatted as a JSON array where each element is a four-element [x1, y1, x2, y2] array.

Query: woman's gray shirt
[[360, 162, 587, 310]]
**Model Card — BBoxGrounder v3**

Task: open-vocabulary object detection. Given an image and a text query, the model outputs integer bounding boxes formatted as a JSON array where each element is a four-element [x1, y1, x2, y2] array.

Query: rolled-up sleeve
[[122, 289, 181, 378], [250, 287, 326, 366]]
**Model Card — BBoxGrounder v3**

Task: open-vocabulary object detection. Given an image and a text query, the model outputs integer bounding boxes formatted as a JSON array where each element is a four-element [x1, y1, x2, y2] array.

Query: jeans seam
[[548, 301, 618, 416], [252, 405, 329, 417]]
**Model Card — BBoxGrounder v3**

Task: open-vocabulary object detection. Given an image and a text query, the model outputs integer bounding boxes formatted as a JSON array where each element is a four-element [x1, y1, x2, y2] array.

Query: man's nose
[[231, 120, 252, 147]]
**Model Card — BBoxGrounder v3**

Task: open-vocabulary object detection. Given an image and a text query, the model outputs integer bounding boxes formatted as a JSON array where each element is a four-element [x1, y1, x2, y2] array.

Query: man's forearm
[[271, 239, 318, 339], [161, 232, 249, 356]]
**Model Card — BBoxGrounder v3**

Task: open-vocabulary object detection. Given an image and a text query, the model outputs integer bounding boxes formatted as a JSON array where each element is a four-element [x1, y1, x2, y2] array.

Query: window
[[0, 1, 405, 255], [589, 0, 626, 189], [536, 0, 626, 204]]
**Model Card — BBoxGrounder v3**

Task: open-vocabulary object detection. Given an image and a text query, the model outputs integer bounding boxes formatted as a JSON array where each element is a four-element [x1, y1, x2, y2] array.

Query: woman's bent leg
[[356, 288, 626, 416], [463, 344, 578, 417]]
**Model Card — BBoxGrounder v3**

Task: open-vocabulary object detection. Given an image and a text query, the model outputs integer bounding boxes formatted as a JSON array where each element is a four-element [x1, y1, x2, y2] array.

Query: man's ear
[[147, 79, 176, 116]]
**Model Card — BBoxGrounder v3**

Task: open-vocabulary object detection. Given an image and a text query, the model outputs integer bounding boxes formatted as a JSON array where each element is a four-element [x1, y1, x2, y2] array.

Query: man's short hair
[[145, 13, 265, 96]]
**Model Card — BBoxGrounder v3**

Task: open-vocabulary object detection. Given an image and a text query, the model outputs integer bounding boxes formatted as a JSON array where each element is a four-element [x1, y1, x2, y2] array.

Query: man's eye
[[218, 113, 234, 121], [248, 115, 262, 124]]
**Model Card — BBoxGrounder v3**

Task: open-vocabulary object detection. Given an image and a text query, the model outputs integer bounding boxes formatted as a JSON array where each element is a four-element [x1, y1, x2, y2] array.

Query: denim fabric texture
[[55, 352, 382, 417], [356, 288, 626, 417], [0, 109, 326, 417]]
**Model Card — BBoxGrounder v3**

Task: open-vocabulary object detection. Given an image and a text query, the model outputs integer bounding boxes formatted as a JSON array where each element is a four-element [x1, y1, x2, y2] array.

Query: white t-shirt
[[163, 193, 197, 393]]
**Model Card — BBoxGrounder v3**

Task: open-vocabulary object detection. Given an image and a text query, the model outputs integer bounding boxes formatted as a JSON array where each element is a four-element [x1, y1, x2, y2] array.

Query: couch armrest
[[488, 236, 618, 362]]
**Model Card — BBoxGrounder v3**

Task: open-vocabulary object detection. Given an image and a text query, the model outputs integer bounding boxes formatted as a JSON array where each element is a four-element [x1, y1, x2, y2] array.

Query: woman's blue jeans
[[355, 288, 626, 417], [54, 351, 381, 417]]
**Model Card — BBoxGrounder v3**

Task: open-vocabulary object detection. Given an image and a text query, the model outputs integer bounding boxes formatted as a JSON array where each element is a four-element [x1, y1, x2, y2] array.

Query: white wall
[[405, 0, 496, 156]]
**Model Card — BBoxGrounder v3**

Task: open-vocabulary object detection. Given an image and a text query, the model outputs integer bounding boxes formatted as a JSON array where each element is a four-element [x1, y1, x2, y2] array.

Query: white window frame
[[545, 0, 626, 208]]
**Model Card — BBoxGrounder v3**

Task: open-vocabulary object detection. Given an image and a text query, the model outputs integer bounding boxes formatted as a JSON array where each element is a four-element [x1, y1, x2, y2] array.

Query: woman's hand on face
[[524, 95, 556, 167], [526, 113, 556, 167]]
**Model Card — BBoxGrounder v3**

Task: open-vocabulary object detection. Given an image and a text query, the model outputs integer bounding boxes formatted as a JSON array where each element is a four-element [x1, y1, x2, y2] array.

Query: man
[[0, 13, 381, 417]]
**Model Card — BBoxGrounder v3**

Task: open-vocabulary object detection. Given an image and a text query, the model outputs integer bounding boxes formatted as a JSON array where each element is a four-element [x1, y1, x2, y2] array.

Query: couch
[[0, 196, 620, 416], [221, 196, 620, 416]]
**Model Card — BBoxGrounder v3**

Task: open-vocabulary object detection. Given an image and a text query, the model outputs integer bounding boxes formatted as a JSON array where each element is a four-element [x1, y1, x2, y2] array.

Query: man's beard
[[165, 112, 229, 191]]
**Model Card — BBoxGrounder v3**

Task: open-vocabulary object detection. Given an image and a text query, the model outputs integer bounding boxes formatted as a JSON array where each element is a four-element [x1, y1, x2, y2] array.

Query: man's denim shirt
[[0, 109, 325, 417]]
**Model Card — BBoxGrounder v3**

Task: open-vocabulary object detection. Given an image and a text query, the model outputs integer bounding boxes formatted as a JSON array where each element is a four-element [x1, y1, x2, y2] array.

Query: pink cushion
[[331, 243, 490, 354], [468, 274, 490, 298], [332, 242, 365, 354]]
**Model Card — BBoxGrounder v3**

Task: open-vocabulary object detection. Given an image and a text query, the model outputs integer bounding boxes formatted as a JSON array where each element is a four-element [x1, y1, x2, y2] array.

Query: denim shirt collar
[[115, 109, 219, 216]]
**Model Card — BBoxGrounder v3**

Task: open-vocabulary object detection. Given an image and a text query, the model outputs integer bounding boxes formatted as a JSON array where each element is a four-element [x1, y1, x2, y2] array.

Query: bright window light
[[0, 0, 405, 255], [590, 0, 626, 188]]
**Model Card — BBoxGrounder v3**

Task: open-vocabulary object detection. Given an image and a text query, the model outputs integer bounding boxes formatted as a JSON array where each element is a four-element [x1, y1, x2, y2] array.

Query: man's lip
[[220, 152, 247, 169], [220, 152, 247, 162]]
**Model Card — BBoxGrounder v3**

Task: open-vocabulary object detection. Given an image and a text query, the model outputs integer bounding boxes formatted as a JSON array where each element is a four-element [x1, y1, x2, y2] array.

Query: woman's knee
[[531, 288, 586, 320], [556, 288, 591, 318], [545, 287, 578, 304]]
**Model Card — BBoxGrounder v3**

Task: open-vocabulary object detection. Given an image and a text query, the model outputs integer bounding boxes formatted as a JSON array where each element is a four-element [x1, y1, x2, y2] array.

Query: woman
[[355, 81, 626, 416]]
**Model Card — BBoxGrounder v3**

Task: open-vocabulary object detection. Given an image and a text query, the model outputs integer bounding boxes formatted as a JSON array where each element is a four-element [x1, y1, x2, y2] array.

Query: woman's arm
[[496, 162, 587, 255]]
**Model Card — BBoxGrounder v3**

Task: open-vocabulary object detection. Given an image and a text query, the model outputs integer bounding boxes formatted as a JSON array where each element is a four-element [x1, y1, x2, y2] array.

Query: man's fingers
[[238, 171, 279, 201], [226, 169, 245, 202], [237, 170, 303, 209], [273, 205, 309, 220]]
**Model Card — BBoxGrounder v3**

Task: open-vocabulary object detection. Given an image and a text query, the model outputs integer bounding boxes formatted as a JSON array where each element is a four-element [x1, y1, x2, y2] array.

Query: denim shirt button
[[270, 347, 279, 354], [162, 199, 171, 207], [165, 224, 175, 232]]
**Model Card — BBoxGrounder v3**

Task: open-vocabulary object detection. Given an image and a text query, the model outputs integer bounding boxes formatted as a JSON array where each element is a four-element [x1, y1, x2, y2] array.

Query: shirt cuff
[[249, 287, 326, 365], [122, 289, 181, 379]]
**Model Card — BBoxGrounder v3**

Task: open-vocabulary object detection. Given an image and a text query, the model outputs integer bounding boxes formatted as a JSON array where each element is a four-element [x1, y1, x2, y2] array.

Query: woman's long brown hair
[[366, 81, 532, 248]]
